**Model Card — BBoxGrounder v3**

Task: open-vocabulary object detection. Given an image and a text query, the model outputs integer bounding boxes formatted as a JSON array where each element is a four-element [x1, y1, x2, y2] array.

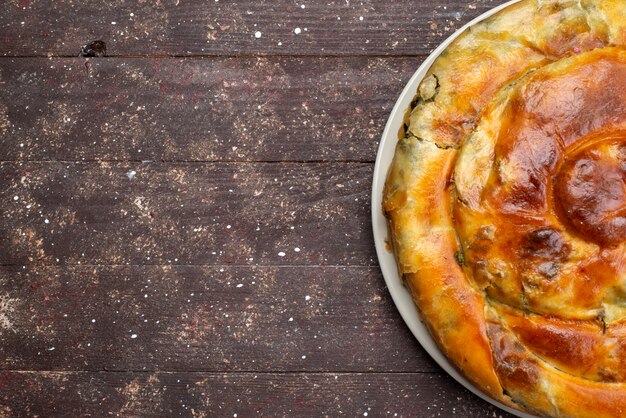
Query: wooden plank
[[0, 1, 505, 57], [0, 371, 514, 417], [0, 265, 433, 372], [0, 57, 416, 163], [1, 162, 377, 266]]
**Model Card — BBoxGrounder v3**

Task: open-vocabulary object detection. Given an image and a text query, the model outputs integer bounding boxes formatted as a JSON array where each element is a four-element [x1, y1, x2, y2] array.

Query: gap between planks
[[0, 54, 429, 60], [0, 264, 379, 268], [0, 370, 443, 375], [0, 160, 377, 164]]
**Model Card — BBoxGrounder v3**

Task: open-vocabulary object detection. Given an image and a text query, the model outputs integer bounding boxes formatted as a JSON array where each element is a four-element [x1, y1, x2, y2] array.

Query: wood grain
[[0, 371, 514, 417], [0, 265, 433, 372], [0, 1, 521, 415], [0, 162, 376, 266], [0, 57, 416, 163], [0, 0, 505, 57]]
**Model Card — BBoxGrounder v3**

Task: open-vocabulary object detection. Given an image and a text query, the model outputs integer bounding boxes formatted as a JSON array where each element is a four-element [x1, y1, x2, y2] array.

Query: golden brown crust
[[384, 137, 507, 402], [383, 1, 626, 416]]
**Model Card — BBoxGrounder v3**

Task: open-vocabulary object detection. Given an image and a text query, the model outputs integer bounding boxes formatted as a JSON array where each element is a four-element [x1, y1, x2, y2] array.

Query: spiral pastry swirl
[[383, 2, 626, 417]]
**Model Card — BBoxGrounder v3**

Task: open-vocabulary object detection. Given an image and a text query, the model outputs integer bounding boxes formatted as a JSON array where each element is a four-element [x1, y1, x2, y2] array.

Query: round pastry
[[382, 1, 626, 417]]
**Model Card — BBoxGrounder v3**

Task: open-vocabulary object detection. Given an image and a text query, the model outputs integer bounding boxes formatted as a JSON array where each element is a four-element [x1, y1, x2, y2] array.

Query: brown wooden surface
[[0, 1, 502, 57], [1, 162, 375, 266], [0, 265, 431, 372], [0, 58, 417, 162], [0, 0, 517, 416], [0, 372, 507, 417]]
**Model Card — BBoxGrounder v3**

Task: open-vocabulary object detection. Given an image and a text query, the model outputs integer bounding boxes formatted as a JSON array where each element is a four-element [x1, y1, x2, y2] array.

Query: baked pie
[[382, 1, 626, 416]]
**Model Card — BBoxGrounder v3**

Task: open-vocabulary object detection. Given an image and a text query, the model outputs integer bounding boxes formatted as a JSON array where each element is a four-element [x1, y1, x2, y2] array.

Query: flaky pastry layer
[[383, 1, 626, 417]]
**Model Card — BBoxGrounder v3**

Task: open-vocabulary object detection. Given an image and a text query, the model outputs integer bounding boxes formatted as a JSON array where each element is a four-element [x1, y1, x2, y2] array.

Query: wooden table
[[0, 1, 516, 416]]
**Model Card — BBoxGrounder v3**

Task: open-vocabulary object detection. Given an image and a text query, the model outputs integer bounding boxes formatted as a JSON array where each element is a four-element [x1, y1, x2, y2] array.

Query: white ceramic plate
[[371, 1, 537, 417]]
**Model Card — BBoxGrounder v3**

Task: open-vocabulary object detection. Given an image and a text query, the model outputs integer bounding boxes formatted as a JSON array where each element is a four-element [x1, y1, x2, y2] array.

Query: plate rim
[[370, 1, 537, 417]]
